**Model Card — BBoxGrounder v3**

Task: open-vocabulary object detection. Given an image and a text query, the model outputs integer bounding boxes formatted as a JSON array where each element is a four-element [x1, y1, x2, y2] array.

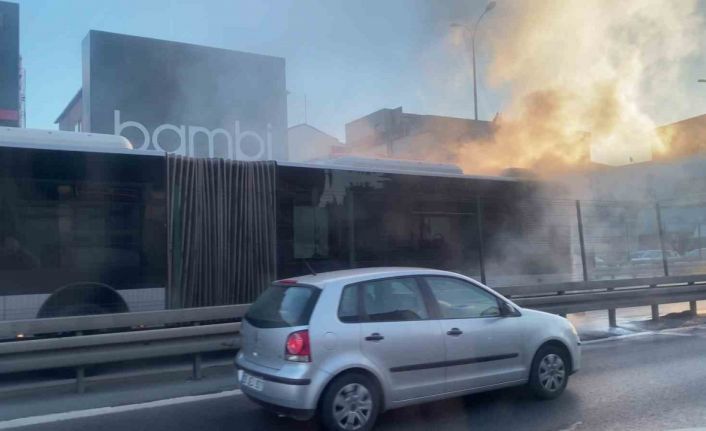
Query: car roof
[[279, 267, 469, 288]]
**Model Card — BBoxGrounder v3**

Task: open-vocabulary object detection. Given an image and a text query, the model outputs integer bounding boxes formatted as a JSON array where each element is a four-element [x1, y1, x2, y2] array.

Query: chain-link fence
[[483, 196, 706, 286]]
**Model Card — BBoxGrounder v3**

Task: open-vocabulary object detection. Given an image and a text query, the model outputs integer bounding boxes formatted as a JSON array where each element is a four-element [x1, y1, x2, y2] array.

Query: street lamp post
[[451, 1, 496, 121]]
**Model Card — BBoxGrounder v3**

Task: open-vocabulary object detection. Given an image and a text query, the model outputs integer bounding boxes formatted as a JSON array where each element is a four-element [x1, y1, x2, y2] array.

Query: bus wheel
[[37, 282, 129, 319]]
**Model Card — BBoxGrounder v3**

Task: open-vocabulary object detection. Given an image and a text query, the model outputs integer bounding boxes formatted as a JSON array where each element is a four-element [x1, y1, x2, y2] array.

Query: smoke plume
[[455, 0, 704, 175]]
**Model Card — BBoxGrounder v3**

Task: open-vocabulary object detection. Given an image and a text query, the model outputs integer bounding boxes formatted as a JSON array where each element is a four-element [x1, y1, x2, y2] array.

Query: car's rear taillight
[[285, 330, 311, 362]]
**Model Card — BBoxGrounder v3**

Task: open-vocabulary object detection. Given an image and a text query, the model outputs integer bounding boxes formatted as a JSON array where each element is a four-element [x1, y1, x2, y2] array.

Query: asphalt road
[[8, 326, 706, 431]]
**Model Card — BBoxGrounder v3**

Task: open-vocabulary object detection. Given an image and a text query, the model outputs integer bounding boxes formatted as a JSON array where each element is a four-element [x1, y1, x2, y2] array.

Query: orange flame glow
[[453, 0, 704, 176]]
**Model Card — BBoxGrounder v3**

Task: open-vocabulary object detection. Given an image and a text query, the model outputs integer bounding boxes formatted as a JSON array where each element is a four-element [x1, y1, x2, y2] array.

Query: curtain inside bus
[[166, 155, 277, 308]]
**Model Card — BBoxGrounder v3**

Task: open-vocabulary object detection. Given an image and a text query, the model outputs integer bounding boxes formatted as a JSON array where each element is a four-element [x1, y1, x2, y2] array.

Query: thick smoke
[[454, 0, 704, 175]]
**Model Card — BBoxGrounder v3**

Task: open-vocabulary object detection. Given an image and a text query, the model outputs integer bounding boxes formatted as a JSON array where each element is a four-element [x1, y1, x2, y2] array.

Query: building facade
[[287, 123, 344, 162], [56, 31, 288, 161], [0, 1, 19, 128], [345, 107, 494, 163], [654, 113, 706, 161]]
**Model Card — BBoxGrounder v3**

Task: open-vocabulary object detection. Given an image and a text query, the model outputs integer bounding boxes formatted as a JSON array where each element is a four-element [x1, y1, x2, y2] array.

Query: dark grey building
[[0, 1, 19, 128], [57, 31, 288, 161], [345, 107, 495, 162]]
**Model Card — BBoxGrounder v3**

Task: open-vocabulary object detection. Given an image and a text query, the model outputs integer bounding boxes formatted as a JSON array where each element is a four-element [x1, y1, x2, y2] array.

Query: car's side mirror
[[499, 301, 519, 317]]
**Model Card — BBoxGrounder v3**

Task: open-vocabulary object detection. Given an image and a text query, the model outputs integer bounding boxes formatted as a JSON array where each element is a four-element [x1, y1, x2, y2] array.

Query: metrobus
[[0, 128, 570, 321]]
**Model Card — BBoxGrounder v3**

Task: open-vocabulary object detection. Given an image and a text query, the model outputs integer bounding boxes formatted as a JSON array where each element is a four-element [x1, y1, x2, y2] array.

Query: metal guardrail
[[495, 274, 706, 296], [0, 304, 246, 393], [2, 275, 706, 394], [497, 274, 706, 326], [0, 304, 248, 339]]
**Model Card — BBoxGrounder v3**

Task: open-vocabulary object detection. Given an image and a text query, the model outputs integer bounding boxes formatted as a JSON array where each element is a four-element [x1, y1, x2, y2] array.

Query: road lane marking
[[581, 323, 706, 345], [581, 331, 655, 344], [656, 331, 694, 337], [659, 325, 706, 335], [0, 389, 243, 430]]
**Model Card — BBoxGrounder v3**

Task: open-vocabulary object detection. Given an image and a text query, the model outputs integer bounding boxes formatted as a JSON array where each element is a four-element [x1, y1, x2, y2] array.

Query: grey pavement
[[567, 301, 706, 339], [5, 324, 706, 431]]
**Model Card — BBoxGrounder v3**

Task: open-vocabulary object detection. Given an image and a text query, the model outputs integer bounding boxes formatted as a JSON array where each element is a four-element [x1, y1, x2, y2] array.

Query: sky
[[14, 0, 505, 140], [12, 0, 706, 144]]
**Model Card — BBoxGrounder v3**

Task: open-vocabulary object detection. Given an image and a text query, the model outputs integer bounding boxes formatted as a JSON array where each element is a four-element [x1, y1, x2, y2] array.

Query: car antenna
[[304, 260, 317, 276]]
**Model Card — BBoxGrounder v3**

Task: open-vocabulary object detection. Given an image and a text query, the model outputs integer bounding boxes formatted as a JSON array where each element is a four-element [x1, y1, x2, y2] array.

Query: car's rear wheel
[[320, 373, 380, 431], [529, 345, 569, 399]]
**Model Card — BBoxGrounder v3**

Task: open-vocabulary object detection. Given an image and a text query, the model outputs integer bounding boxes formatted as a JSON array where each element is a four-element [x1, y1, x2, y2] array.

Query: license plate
[[241, 372, 264, 391]]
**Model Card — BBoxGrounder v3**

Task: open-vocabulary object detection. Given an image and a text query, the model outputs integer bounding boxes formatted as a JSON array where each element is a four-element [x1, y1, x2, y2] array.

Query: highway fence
[[3, 274, 706, 393]]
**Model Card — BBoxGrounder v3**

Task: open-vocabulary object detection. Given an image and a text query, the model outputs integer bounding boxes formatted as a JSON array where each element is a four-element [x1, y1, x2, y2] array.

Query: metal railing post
[[476, 196, 486, 284], [76, 330, 85, 393], [577, 201, 612, 324], [575, 200, 589, 283], [192, 321, 203, 380], [683, 280, 696, 318], [655, 203, 669, 276], [347, 192, 356, 269], [608, 308, 617, 328], [651, 304, 660, 321], [76, 366, 86, 394], [192, 353, 203, 380]]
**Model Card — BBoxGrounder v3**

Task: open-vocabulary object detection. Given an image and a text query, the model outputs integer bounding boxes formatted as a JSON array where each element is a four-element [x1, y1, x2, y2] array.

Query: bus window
[[0, 148, 166, 320]]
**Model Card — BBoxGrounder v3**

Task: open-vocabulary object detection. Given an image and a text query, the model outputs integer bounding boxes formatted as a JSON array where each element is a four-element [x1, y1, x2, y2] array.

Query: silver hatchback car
[[236, 268, 581, 431]]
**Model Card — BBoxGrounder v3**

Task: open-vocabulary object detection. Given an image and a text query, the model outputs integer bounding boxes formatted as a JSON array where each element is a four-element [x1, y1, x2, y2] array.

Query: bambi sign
[[114, 110, 273, 161]]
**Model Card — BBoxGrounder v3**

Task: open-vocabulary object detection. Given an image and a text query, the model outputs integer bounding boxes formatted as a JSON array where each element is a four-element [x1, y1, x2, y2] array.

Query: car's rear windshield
[[245, 284, 320, 328]]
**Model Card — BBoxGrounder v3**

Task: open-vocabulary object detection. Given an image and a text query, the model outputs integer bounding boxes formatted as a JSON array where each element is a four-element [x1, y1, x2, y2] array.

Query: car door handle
[[446, 328, 463, 336], [365, 333, 384, 341]]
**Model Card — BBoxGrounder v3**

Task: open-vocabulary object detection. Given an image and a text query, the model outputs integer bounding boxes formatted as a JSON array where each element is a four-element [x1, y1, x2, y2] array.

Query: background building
[[0, 1, 20, 128], [287, 123, 344, 162], [654, 113, 706, 161], [345, 106, 494, 162], [56, 30, 288, 161]]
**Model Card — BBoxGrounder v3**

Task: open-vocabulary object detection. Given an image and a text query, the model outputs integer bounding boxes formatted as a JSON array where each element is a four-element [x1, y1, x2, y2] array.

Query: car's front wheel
[[528, 345, 570, 399], [320, 372, 380, 431]]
